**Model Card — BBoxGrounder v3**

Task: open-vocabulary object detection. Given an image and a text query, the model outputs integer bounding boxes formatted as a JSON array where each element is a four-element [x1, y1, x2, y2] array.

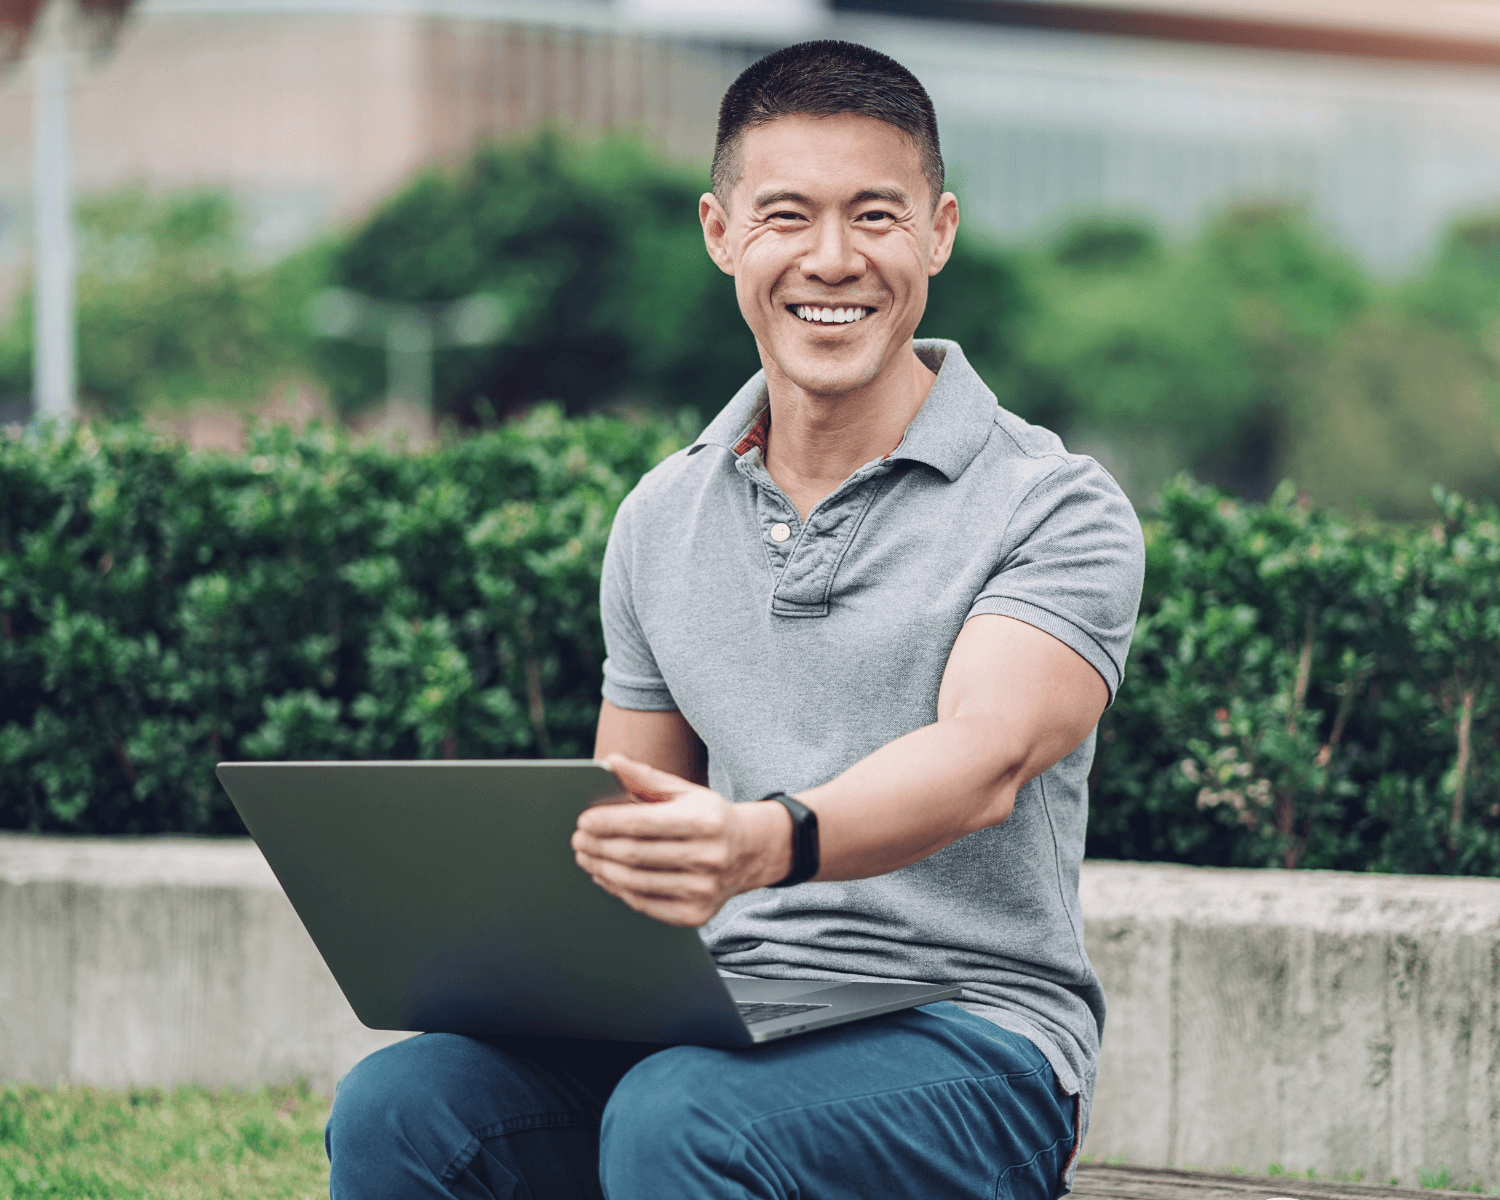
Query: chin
[[770, 345, 886, 398]]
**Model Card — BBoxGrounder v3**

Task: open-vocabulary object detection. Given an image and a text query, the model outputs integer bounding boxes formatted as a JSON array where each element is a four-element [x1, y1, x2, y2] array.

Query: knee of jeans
[[599, 1046, 736, 1179], [326, 1033, 471, 1160]]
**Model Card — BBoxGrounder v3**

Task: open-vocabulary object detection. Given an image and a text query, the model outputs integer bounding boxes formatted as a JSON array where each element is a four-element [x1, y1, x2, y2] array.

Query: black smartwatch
[[760, 792, 820, 887]]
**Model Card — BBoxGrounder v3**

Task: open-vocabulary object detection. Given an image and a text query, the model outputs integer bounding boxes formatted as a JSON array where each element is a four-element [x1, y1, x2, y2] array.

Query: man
[[328, 40, 1144, 1200]]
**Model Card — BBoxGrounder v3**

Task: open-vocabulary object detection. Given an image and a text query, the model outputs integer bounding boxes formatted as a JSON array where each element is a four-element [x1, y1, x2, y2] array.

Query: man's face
[[701, 113, 959, 399]]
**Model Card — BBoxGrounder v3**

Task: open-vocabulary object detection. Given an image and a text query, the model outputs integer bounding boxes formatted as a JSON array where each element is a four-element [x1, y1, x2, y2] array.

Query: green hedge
[[3, 419, 1497, 874], [0, 413, 688, 834], [1093, 479, 1500, 876]]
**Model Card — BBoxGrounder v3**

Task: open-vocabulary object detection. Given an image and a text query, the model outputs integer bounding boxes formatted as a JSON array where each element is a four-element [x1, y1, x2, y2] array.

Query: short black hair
[[711, 40, 944, 208]]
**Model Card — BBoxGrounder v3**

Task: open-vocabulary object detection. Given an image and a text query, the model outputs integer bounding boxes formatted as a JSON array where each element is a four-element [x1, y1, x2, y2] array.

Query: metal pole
[[32, 0, 76, 421], [385, 310, 433, 411]]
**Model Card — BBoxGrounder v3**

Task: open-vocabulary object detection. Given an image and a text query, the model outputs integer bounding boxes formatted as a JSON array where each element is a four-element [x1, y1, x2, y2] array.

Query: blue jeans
[[325, 1002, 1078, 1200]]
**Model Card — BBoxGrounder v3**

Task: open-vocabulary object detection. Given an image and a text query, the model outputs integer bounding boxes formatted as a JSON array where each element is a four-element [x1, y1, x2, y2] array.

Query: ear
[[700, 193, 736, 276], [926, 192, 960, 277]]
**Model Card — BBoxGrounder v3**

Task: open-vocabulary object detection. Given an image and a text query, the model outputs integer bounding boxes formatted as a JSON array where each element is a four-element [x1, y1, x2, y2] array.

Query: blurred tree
[[915, 228, 1036, 417], [0, 186, 322, 418], [1195, 203, 1369, 498], [1406, 209, 1500, 341], [1277, 210, 1500, 518], [320, 133, 758, 421], [1024, 205, 1376, 505], [1051, 216, 1165, 271], [1286, 315, 1500, 516], [1, 148, 1493, 521], [323, 130, 1037, 423], [1024, 214, 1258, 489]]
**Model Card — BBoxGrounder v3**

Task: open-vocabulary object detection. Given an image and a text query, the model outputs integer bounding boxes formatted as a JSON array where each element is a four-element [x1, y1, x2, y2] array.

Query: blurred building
[[0, 0, 1499, 279], [0, 1, 762, 275]]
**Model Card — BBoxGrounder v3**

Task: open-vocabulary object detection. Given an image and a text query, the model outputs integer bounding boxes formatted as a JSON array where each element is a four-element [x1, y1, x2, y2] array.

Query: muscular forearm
[[791, 710, 1025, 883], [579, 711, 1056, 926], [579, 617, 1105, 925]]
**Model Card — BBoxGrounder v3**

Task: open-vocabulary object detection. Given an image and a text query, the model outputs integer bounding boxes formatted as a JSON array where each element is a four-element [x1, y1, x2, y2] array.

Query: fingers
[[572, 766, 740, 929], [574, 852, 721, 897], [602, 752, 693, 803], [584, 788, 635, 809], [575, 850, 724, 928], [575, 792, 726, 839], [572, 828, 730, 872]]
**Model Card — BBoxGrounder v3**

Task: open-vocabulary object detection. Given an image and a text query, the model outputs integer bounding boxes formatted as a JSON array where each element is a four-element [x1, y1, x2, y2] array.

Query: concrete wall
[[3, 836, 1498, 1183], [0, 833, 406, 1094], [1082, 862, 1500, 1185]]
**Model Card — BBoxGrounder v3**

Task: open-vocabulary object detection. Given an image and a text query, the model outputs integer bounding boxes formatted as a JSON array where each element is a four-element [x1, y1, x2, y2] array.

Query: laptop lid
[[217, 760, 754, 1047]]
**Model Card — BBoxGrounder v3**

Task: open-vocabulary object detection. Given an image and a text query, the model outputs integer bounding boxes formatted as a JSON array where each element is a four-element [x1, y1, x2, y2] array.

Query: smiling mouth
[[789, 304, 872, 325]]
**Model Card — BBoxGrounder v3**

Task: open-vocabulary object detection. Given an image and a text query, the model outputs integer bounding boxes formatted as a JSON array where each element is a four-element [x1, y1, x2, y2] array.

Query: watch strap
[[760, 792, 820, 888]]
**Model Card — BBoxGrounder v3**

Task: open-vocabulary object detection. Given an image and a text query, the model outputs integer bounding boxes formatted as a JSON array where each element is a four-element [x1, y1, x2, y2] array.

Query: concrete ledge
[[0, 833, 406, 1095], [1082, 861, 1500, 1187], [3, 835, 1497, 1186]]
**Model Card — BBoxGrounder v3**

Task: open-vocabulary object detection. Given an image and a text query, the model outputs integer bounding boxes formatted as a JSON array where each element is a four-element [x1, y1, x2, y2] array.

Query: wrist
[[759, 792, 820, 887], [741, 799, 794, 890]]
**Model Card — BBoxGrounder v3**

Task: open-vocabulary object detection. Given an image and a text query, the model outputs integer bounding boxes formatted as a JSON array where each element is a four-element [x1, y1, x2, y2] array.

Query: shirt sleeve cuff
[[965, 596, 1123, 702], [601, 668, 679, 712]]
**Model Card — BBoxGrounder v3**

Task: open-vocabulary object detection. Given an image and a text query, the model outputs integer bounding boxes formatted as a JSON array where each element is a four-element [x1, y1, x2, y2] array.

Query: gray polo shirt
[[600, 339, 1144, 1138]]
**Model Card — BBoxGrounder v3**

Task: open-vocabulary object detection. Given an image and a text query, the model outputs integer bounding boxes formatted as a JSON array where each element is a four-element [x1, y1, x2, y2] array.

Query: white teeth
[[793, 305, 870, 324]]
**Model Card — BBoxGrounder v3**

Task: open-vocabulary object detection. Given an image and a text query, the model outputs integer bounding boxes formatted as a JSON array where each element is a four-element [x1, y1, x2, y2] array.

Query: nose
[[799, 217, 864, 288]]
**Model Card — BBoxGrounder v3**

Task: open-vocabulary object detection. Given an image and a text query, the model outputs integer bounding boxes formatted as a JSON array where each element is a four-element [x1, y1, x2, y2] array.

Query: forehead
[[734, 113, 925, 203]]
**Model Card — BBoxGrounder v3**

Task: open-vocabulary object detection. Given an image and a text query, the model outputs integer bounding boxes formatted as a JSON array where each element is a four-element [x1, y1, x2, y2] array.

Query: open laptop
[[216, 760, 958, 1047]]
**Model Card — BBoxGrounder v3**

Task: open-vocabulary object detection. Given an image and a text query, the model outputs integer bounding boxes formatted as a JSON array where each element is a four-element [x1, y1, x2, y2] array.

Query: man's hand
[[571, 753, 792, 927]]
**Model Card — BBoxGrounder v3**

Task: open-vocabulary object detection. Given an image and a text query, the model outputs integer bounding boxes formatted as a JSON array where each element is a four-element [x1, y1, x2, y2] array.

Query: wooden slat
[[833, 0, 1500, 67], [1072, 1163, 1482, 1199]]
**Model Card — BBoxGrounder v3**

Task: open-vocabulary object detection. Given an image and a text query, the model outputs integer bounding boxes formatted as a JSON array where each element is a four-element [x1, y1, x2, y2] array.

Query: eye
[[769, 210, 806, 222], [856, 210, 896, 223]]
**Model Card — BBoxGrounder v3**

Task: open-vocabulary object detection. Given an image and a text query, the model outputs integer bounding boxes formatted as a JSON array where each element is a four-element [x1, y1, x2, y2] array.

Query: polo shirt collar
[[690, 338, 995, 483], [889, 340, 996, 482], [693, 372, 769, 455]]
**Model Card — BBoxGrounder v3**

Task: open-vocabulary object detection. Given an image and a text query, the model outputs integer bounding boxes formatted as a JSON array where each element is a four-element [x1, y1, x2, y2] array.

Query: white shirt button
[[770, 522, 792, 543]]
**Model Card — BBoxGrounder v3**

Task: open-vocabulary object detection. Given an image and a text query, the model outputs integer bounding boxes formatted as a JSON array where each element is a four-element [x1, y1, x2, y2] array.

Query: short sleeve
[[967, 456, 1145, 702], [599, 493, 679, 712]]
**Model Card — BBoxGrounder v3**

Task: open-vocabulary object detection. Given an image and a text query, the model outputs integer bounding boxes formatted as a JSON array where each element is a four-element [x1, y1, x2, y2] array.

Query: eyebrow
[[751, 186, 914, 210], [852, 187, 912, 207], [752, 189, 811, 208]]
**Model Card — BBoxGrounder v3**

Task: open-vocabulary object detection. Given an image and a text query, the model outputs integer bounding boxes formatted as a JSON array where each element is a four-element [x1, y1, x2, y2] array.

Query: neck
[[760, 346, 937, 521]]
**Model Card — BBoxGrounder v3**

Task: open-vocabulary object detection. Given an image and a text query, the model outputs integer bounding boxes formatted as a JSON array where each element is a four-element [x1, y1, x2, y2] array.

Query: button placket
[[775, 464, 894, 618], [758, 497, 802, 577], [736, 453, 802, 579], [737, 452, 896, 617]]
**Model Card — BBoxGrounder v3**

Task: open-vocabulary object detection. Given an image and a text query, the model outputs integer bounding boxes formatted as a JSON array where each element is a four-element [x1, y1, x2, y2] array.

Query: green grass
[[9, 1089, 1496, 1199], [0, 1083, 330, 1199]]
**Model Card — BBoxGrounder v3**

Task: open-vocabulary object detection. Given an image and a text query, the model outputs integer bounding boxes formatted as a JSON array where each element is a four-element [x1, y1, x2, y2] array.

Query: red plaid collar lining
[[732, 408, 771, 457], [730, 407, 900, 463]]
